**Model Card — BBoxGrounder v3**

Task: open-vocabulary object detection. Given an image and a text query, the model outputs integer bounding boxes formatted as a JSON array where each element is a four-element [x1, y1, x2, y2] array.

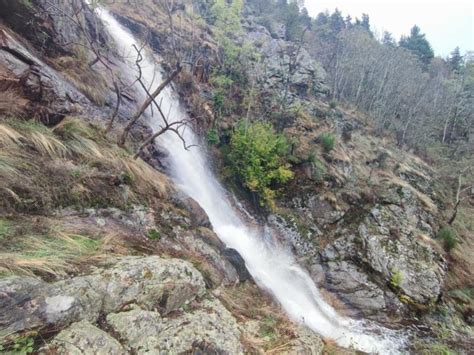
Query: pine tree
[[448, 47, 463, 73], [382, 31, 396, 47], [399, 25, 434, 66], [361, 13, 370, 32]]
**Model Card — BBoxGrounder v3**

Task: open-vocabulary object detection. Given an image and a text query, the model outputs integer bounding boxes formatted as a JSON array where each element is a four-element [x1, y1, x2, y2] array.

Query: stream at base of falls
[[97, 7, 408, 354]]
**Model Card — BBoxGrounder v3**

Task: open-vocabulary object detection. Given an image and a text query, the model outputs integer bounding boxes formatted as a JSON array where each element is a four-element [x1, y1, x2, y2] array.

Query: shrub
[[206, 129, 219, 146], [438, 226, 458, 251], [227, 120, 293, 209], [212, 90, 225, 115], [319, 132, 336, 152], [329, 100, 337, 109]]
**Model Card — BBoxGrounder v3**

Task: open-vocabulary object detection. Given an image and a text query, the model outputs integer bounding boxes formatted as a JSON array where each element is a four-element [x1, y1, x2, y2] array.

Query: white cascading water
[[98, 8, 407, 354]]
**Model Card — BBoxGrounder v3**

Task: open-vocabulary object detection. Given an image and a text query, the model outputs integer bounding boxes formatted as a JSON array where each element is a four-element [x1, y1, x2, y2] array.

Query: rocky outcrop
[[0, 0, 108, 58], [243, 21, 327, 98], [0, 256, 206, 340], [0, 26, 100, 124], [44, 320, 127, 355], [274, 130, 447, 323], [2, 254, 311, 354], [106, 299, 243, 354]]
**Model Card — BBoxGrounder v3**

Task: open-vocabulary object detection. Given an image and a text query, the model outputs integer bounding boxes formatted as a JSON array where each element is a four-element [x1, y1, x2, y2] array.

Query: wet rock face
[[0, 0, 108, 58], [222, 248, 254, 283], [0, 27, 97, 124], [172, 191, 212, 228]]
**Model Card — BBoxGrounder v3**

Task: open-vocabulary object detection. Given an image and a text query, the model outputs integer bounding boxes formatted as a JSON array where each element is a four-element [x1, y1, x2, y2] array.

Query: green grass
[[0, 219, 12, 238], [259, 315, 279, 340]]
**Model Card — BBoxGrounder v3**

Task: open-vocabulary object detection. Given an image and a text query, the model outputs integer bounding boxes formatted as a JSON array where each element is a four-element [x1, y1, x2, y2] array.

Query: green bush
[[329, 100, 337, 109], [206, 129, 219, 146], [319, 132, 336, 152], [438, 226, 458, 251], [212, 89, 225, 115], [227, 120, 293, 209]]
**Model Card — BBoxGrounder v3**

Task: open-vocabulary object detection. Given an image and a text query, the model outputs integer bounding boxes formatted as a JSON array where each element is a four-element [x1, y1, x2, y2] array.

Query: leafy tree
[[227, 121, 293, 209], [399, 25, 434, 66]]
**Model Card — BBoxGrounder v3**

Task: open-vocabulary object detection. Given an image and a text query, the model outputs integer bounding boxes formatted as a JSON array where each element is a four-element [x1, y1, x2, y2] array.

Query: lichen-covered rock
[[106, 299, 243, 354], [106, 308, 163, 353], [289, 325, 324, 354], [99, 256, 206, 314], [44, 320, 126, 355], [357, 206, 445, 304], [0, 256, 206, 340]]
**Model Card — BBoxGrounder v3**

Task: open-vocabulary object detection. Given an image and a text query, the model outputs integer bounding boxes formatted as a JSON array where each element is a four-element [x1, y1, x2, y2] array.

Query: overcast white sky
[[304, 0, 473, 57]]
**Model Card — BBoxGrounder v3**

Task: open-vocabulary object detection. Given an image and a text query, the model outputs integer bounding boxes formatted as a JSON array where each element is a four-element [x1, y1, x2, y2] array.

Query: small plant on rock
[[437, 226, 458, 252], [390, 269, 403, 288], [146, 229, 161, 240], [319, 132, 336, 152], [12, 336, 34, 354]]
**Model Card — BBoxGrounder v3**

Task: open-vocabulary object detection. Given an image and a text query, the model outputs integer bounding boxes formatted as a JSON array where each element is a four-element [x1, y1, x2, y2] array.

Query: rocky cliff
[[0, 0, 472, 354]]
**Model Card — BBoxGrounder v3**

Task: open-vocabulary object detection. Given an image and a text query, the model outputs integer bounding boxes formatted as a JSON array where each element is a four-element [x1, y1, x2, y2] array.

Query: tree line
[[247, 0, 473, 151]]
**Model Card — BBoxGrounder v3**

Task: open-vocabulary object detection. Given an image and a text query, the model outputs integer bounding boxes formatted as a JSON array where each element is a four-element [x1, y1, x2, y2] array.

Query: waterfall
[[98, 8, 406, 354]]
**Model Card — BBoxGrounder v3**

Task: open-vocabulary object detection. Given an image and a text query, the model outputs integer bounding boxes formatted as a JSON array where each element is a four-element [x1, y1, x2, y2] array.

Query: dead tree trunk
[[118, 64, 182, 147]]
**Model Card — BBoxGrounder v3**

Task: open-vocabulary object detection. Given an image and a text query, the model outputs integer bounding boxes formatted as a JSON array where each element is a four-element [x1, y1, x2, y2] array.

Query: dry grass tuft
[[0, 123, 24, 146], [122, 156, 169, 198], [0, 117, 172, 279], [0, 117, 169, 212], [54, 54, 107, 106], [0, 88, 25, 117], [217, 284, 297, 352], [0, 218, 102, 279]]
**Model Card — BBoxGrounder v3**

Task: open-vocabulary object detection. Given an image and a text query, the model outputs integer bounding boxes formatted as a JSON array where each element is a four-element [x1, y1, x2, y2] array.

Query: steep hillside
[[0, 0, 472, 354]]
